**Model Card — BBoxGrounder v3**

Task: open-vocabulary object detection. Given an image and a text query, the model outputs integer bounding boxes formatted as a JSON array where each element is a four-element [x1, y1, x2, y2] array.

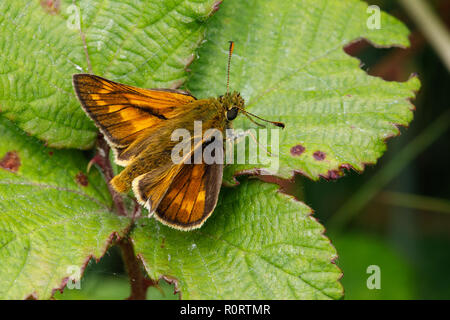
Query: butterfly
[[72, 42, 284, 230]]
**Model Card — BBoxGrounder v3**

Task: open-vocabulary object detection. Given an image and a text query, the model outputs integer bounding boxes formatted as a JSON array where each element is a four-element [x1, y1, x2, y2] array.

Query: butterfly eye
[[226, 107, 239, 120]]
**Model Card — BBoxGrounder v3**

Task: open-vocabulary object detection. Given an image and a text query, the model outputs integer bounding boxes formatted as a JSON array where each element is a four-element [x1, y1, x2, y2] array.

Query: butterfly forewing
[[72, 74, 196, 147]]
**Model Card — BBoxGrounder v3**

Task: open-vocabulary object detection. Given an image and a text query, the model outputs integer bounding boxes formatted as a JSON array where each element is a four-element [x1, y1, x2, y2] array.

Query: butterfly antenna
[[242, 112, 266, 128], [226, 41, 234, 94], [235, 106, 285, 128], [226, 41, 285, 129]]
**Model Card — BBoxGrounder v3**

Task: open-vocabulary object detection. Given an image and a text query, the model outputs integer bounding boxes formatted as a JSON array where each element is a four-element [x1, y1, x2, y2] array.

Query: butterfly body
[[73, 73, 245, 230]]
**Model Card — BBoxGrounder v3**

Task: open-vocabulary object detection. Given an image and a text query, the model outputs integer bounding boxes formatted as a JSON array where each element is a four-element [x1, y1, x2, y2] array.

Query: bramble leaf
[[132, 179, 343, 299], [0, 117, 130, 299], [0, 0, 219, 149], [188, 0, 420, 182]]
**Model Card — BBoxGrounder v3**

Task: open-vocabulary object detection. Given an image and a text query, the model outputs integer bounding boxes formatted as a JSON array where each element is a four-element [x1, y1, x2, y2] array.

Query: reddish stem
[[93, 134, 150, 299], [93, 135, 127, 216], [118, 239, 149, 300]]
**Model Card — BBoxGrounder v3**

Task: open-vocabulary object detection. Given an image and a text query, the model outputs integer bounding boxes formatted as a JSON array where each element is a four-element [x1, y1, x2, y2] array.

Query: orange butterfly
[[73, 42, 283, 230]]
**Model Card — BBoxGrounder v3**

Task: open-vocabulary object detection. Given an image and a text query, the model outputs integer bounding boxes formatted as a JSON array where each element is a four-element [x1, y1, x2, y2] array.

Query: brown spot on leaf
[[48, 151, 54, 156], [0, 151, 21, 172], [160, 238, 165, 249], [290, 144, 305, 156], [40, 0, 60, 15], [313, 151, 326, 161], [75, 171, 89, 187]]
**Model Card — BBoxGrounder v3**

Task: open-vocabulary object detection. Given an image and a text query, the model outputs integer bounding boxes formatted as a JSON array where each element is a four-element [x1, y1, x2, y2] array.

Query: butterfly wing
[[155, 161, 223, 230], [130, 161, 183, 212], [131, 138, 224, 230], [72, 74, 196, 150]]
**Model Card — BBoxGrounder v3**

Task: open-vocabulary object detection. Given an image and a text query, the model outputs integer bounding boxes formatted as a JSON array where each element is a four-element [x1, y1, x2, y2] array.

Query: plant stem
[[328, 110, 450, 232], [94, 135, 127, 216], [118, 239, 148, 300], [93, 135, 149, 299], [377, 191, 450, 214], [399, 0, 450, 71]]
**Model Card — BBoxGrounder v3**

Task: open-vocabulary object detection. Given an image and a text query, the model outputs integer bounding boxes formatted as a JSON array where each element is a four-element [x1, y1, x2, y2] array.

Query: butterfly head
[[219, 91, 245, 121]]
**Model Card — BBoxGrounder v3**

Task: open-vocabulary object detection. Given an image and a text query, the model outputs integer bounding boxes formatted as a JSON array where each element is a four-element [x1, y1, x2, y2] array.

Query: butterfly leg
[[245, 129, 273, 157], [225, 129, 273, 157], [224, 129, 247, 163]]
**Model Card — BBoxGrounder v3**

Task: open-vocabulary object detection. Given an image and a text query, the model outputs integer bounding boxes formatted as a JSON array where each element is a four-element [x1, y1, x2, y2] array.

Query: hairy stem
[[118, 239, 148, 300], [94, 135, 127, 216], [93, 135, 149, 299], [399, 0, 450, 71]]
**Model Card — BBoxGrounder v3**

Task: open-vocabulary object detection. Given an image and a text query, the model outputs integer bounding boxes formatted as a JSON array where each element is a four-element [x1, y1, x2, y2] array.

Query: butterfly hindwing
[[131, 162, 183, 212], [72, 74, 196, 149], [154, 161, 223, 230], [129, 140, 224, 230]]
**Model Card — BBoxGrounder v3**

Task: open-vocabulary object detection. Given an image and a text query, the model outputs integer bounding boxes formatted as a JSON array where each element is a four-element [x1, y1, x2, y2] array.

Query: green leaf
[[188, 0, 420, 182], [0, 0, 219, 149], [0, 116, 130, 299], [132, 179, 342, 299]]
